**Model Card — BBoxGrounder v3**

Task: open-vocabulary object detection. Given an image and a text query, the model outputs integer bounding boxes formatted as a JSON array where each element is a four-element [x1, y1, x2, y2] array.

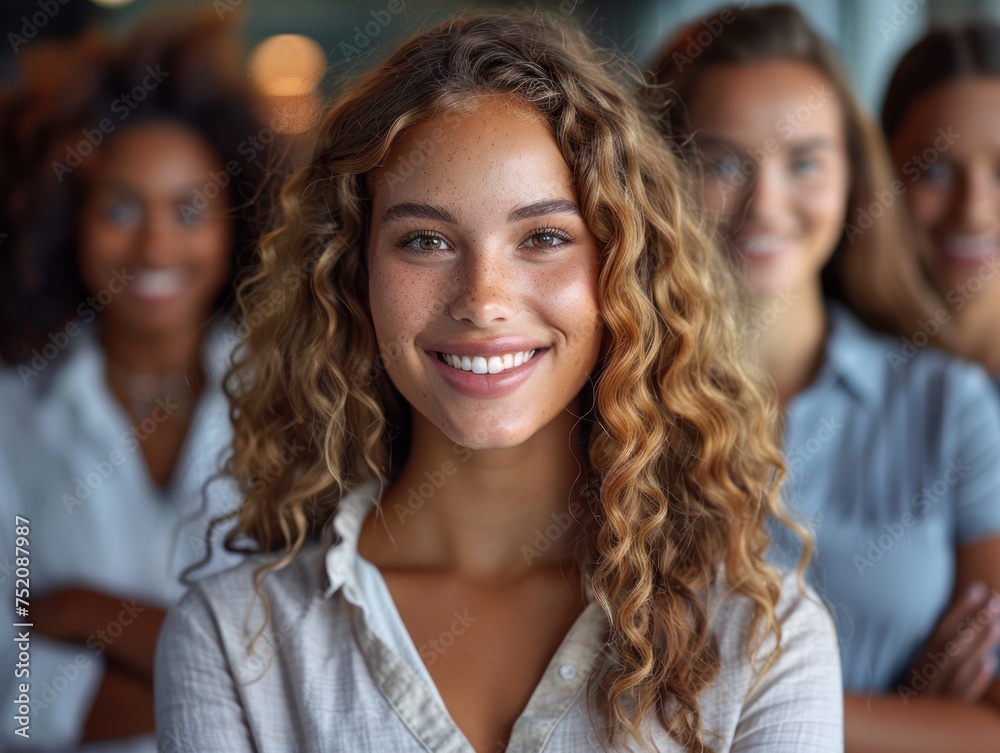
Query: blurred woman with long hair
[[882, 23, 1000, 382], [651, 5, 1000, 751]]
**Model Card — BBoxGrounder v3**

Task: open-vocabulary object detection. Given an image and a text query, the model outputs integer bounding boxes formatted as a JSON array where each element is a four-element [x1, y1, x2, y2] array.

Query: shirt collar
[[816, 302, 884, 408], [323, 479, 382, 599], [321, 480, 597, 604]]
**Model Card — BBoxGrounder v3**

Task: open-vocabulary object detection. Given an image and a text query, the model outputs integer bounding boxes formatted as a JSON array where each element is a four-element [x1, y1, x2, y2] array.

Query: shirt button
[[559, 663, 577, 680]]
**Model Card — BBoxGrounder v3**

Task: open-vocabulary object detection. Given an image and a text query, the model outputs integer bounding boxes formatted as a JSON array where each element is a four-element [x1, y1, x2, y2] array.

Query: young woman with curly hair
[[650, 5, 1000, 752], [155, 11, 842, 753]]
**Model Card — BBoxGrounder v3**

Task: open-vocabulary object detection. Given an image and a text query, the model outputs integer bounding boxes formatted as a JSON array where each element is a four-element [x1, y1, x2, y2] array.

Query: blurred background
[[4, 0, 1000, 120]]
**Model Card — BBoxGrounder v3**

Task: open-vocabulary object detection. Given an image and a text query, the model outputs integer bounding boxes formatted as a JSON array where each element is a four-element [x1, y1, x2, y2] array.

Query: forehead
[[687, 60, 843, 142], [369, 99, 577, 214], [86, 121, 222, 186], [895, 77, 1000, 154]]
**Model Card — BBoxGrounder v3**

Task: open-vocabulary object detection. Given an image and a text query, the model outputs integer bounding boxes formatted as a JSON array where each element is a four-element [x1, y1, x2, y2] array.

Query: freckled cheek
[[370, 261, 443, 355], [532, 266, 601, 357]]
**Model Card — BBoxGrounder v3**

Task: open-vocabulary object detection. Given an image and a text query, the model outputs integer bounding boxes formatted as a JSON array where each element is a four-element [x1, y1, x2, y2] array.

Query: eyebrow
[[694, 135, 839, 153], [379, 198, 580, 227], [693, 135, 738, 152], [789, 137, 838, 152], [94, 180, 216, 202], [507, 198, 580, 222], [380, 202, 457, 226]]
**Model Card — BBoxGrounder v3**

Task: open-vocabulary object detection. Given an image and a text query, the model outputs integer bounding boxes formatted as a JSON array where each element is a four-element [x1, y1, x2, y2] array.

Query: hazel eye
[[417, 237, 443, 251], [399, 232, 452, 255], [524, 228, 572, 250]]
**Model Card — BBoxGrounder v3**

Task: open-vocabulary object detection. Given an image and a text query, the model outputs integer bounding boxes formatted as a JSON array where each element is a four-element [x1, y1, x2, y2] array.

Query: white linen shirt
[[155, 480, 844, 752], [0, 322, 245, 752]]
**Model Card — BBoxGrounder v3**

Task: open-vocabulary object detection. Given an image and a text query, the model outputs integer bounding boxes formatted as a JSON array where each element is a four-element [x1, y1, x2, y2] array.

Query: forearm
[[82, 665, 154, 742], [89, 601, 166, 681], [41, 590, 167, 682], [845, 691, 1000, 753]]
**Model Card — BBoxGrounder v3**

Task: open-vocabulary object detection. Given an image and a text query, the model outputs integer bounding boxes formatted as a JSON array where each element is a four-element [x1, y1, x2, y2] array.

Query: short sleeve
[[731, 573, 844, 753], [154, 585, 256, 752], [948, 363, 1000, 545]]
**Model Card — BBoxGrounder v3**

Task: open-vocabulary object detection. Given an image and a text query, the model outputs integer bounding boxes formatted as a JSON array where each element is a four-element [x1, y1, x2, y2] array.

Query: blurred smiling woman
[[154, 11, 842, 753], [882, 22, 1000, 382], [651, 5, 1000, 752], [0, 10, 275, 751]]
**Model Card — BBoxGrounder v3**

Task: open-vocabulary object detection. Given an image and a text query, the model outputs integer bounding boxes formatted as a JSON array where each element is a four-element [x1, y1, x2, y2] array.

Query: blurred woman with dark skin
[[0, 10, 276, 750], [882, 23, 1000, 382], [651, 5, 1000, 752]]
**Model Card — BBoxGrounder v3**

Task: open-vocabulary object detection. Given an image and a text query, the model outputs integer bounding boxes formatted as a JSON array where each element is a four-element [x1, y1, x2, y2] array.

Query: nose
[[742, 160, 789, 224], [448, 246, 517, 327], [132, 206, 181, 266], [952, 166, 998, 232]]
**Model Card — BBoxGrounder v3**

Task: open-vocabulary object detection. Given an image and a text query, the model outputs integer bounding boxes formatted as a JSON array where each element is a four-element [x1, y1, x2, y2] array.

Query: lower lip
[[427, 349, 547, 399]]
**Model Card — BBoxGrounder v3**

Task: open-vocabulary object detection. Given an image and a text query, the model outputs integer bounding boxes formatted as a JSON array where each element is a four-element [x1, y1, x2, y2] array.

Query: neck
[[100, 315, 209, 419], [101, 315, 206, 377], [950, 295, 1000, 377], [753, 278, 828, 405], [363, 407, 590, 584]]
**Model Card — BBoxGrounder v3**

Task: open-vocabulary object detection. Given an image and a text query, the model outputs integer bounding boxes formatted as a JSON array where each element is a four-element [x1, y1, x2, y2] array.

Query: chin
[[441, 424, 534, 451], [430, 409, 546, 451]]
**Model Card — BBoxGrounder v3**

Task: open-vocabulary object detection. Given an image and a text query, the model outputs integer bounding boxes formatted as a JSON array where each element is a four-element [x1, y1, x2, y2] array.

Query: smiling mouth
[[734, 235, 795, 257], [434, 349, 542, 375], [130, 267, 189, 299], [938, 234, 1000, 262]]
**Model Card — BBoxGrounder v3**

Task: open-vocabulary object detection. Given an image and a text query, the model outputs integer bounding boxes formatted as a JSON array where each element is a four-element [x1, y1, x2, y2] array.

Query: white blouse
[[0, 323, 244, 752], [156, 480, 845, 752]]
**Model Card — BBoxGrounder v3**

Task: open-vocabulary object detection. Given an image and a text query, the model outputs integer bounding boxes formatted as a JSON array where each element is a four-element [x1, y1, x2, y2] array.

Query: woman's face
[[78, 120, 232, 338], [686, 61, 850, 300], [366, 98, 603, 450], [891, 77, 1000, 300]]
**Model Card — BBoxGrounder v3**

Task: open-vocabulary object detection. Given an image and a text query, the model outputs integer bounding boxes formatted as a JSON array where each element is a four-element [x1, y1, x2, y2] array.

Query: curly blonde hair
[[223, 11, 804, 752]]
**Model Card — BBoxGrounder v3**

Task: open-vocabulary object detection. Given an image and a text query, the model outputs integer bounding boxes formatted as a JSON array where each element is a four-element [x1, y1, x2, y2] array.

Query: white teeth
[[740, 236, 787, 256], [942, 235, 999, 260], [438, 349, 538, 375], [131, 268, 187, 298]]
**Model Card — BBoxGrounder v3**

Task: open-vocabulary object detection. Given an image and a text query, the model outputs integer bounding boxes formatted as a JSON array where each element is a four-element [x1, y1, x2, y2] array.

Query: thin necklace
[[106, 360, 197, 425]]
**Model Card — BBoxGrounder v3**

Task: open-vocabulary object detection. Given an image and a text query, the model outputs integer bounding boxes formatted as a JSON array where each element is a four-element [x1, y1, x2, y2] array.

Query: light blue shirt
[[769, 304, 1000, 694], [0, 322, 245, 752]]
